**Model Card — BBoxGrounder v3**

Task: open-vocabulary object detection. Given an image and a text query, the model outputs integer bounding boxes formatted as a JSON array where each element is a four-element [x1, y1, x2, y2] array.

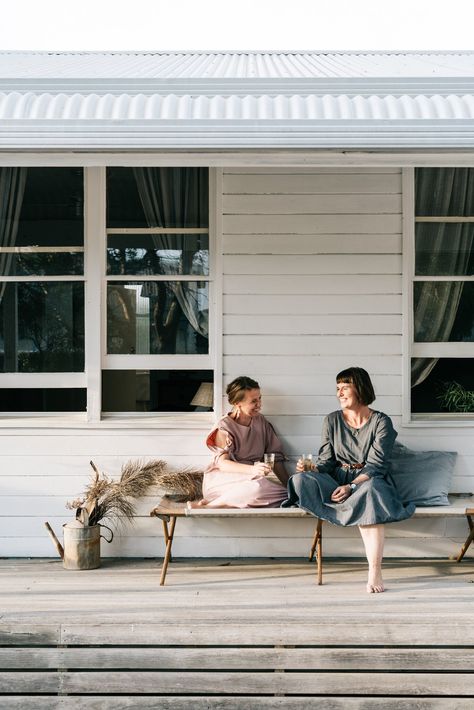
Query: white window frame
[[0, 166, 87, 418], [402, 167, 474, 426], [0, 165, 221, 427]]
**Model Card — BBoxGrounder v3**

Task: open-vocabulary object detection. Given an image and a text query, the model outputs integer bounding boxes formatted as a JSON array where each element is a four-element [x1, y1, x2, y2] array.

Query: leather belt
[[336, 462, 365, 470]]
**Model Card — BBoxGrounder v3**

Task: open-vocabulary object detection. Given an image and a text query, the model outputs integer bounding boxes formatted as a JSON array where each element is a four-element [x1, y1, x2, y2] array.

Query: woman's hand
[[252, 462, 272, 477], [331, 485, 351, 503], [296, 458, 316, 473]]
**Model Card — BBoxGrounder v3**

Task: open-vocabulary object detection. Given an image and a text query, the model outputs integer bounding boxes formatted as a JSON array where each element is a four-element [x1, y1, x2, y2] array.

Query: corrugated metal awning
[[2, 50, 474, 79], [1, 51, 474, 150]]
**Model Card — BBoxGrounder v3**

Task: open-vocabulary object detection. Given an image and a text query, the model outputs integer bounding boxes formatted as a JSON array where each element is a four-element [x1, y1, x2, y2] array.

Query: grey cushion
[[389, 442, 457, 506]]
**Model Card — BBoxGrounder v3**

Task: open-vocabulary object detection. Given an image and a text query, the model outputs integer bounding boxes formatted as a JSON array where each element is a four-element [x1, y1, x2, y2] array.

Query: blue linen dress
[[283, 410, 416, 526]]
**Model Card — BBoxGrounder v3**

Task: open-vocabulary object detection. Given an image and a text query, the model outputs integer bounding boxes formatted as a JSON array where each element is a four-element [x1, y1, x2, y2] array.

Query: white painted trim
[[402, 168, 414, 426], [211, 168, 223, 421], [416, 217, 474, 222], [0, 413, 213, 429], [413, 343, 474, 357], [106, 274, 210, 282], [0, 246, 84, 253], [413, 276, 474, 282], [0, 373, 86, 387], [0, 152, 474, 168], [85, 167, 105, 422], [0, 275, 84, 282], [103, 355, 212, 369]]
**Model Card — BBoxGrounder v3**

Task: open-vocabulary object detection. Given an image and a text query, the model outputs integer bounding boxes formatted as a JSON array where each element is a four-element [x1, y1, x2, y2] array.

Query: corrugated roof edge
[[2, 119, 474, 150], [1, 50, 474, 55], [1, 78, 473, 96]]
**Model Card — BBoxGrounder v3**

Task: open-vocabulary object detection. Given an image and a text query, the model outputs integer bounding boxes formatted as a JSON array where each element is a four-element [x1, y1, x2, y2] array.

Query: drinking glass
[[263, 453, 275, 470], [301, 454, 313, 471]]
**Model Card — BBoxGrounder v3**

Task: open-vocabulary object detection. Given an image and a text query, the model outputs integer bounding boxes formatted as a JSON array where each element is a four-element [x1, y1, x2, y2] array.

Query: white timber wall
[[0, 428, 212, 557], [1, 165, 473, 560], [219, 166, 474, 558]]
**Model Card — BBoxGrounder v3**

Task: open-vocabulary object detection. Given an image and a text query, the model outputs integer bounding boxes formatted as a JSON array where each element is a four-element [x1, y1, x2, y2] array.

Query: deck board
[[1, 558, 473, 704], [3, 671, 474, 696], [1, 646, 472, 670], [1, 699, 472, 710]]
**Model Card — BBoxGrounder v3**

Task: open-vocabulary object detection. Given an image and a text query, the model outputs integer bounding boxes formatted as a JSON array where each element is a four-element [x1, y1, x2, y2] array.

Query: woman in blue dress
[[285, 366, 415, 593]]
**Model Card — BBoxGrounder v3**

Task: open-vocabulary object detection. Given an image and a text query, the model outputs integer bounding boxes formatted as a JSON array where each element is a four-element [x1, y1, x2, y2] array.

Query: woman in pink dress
[[191, 376, 288, 508]]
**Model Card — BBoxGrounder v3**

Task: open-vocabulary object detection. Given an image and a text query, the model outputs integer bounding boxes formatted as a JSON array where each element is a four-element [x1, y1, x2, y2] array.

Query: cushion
[[389, 442, 457, 506]]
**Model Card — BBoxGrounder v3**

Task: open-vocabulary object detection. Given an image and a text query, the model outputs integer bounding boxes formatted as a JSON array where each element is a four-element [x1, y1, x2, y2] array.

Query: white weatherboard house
[[1, 50, 474, 559]]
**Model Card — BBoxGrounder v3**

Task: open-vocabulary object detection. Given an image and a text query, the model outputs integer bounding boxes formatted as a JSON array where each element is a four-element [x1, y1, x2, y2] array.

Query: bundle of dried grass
[[153, 466, 204, 501], [119, 459, 167, 497], [67, 459, 168, 528]]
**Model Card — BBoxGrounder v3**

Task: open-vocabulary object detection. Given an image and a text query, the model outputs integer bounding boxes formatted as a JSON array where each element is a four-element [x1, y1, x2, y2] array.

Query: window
[[0, 166, 213, 419], [0, 167, 85, 413], [105, 167, 212, 415], [409, 168, 474, 419]]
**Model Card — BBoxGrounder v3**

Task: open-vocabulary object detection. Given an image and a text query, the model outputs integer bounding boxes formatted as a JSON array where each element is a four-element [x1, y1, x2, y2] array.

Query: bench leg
[[308, 518, 323, 585], [456, 514, 474, 563], [160, 515, 177, 586]]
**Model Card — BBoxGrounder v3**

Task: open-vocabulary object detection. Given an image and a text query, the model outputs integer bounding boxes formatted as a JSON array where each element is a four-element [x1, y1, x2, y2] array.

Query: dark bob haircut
[[226, 376, 260, 405], [336, 367, 375, 406]]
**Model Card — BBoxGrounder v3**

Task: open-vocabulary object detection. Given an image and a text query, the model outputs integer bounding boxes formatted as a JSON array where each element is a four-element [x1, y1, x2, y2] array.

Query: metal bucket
[[62, 522, 113, 570]]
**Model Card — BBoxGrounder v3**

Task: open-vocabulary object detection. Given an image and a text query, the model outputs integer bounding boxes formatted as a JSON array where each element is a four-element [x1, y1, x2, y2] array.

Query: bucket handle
[[100, 524, 114, 543]]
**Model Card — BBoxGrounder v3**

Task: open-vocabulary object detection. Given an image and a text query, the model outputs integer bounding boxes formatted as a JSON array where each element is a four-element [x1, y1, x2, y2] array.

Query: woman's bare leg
[[359, 524, 385, 593]]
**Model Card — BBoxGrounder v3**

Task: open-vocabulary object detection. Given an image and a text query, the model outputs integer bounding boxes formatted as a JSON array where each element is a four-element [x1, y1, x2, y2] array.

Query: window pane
[[415, 168, 474, 216], [0, 388, 86, 412], [414, 282, 474, 342], [0, 282, 85, 372], [1, 252, 84, 277], [411, 358, 474, 414], [0, 167, 84, 276], [415, 223, 474, 276], [102, 370, 213, 412], [106, 167, 208, 228], [107, 234, 208, 276], [107, 281, 208, 355]]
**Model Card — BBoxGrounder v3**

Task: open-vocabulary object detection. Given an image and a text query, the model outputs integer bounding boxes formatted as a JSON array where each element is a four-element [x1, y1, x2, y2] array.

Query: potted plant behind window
[[437, 381, 474, 413]]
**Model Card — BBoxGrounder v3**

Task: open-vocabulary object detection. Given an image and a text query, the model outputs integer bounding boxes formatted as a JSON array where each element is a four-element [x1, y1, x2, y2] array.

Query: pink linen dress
[[201, 413, 287, 508]]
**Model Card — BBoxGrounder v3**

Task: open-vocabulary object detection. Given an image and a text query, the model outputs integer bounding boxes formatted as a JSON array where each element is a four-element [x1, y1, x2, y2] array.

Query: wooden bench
[[150, 497, 474, 586]]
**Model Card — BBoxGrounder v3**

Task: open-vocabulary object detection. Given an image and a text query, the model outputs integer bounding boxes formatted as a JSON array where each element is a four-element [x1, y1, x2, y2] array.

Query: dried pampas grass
[[153, 466, 204, 501], [67, 458, 169, 528], [119, 459, 167, 497]]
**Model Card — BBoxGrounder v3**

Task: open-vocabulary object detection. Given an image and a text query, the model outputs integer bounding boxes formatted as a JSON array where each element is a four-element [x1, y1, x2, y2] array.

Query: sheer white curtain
[[412, 169, 474, 388], [0, 167, 27, 301], [133, 167, 209, 339]]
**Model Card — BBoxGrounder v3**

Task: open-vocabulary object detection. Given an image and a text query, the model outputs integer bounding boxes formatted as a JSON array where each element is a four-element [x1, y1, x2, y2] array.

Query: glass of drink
[[301, 454, 313, 471], [263, 453, 275, 470]]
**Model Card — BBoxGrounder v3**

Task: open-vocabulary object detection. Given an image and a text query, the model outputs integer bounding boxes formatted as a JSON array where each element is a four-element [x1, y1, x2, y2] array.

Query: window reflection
[[107, 281, 208, 355], [414, 282, 474, 342], [102, 370, 213, 412], [0, 282, 84, 372], [107, 234, 208, 276], [415, 223, 473, 276]]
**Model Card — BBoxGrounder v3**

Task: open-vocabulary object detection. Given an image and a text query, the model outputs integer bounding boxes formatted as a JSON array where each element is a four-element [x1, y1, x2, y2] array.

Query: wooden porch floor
[[1, 556, 474, 708]]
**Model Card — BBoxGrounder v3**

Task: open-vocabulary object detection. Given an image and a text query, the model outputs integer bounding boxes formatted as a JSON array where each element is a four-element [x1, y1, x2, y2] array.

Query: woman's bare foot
[[187, 499, 209, 509], [367, 567, 385, 593]]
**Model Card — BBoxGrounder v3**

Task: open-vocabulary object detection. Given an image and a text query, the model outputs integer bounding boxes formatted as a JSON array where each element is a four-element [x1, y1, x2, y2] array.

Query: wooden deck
[[1, 556, 474, 708]]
